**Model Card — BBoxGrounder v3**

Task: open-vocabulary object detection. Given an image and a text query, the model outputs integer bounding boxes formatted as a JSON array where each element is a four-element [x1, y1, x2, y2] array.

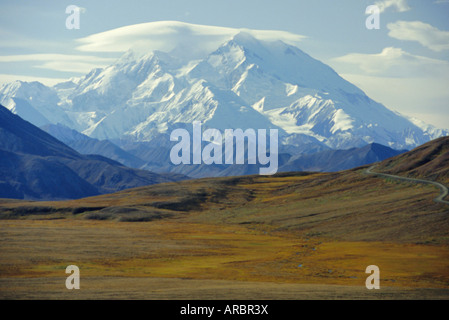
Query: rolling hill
[[1, 136, 448, 240], [375, 136, 449, 185]]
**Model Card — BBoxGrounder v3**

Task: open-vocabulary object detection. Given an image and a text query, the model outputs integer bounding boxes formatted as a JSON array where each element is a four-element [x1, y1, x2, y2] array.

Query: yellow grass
[[1, 219, 448, 291], [1, 169, 448, 299]]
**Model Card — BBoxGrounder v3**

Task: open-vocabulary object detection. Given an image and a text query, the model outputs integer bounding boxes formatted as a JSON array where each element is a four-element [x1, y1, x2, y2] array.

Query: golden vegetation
[[1, 164, 449, 299]]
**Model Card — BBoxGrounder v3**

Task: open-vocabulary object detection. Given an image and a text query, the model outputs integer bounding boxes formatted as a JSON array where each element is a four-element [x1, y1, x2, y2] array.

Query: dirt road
[[366, 165, 449, 205]]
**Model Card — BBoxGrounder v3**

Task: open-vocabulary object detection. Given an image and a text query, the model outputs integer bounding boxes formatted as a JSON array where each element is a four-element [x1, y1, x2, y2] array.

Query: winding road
[[366, 165, 449, 206]]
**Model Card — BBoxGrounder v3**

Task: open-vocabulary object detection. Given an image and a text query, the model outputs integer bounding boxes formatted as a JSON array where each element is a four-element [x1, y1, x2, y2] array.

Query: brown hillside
[[376, 136, 449, 184], [1, 168, 448, 243]]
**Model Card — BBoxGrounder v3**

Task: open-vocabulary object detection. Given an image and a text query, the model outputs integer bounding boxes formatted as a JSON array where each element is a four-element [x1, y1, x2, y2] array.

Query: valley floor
[[1, 218, 448, 300], [1, 169, 449, 300]]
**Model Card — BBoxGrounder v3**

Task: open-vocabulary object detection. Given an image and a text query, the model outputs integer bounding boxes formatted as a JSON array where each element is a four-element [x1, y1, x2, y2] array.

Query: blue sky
[[0, 0, 448, 129]]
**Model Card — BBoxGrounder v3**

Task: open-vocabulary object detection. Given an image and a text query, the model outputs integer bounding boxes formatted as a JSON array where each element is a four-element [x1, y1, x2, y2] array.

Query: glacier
[[1, 22, 447, 154]]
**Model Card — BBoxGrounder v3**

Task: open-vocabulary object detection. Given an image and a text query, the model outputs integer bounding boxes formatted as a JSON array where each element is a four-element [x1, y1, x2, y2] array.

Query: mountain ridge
[[40, 123, 146, 168], [0, 105, 186, 200], [0, 24, 447, 156], [279, 142, 407, 173]]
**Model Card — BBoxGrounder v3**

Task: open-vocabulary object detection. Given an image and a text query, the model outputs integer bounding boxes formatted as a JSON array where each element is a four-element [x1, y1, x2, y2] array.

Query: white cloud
[[332, 47, 449, 77], [0, 30, 64, 51], [387, 20, 449, 52], [34, 61, 107, 73], [374, 0, 411, 13], [75, 21, 306, 60], [339, 73, 449, 130], [0, 54, 116, 73], [330, 47, 449, 129]]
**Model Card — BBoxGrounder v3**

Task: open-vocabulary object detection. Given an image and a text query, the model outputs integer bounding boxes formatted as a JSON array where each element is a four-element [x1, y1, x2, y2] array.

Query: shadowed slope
[[0, 105, 186, 200]]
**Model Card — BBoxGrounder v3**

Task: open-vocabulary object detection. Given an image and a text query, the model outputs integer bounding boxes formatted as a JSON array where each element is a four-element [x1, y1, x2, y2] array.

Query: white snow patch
[[285, 83, 298, 96], [331, 109, 354, 134]]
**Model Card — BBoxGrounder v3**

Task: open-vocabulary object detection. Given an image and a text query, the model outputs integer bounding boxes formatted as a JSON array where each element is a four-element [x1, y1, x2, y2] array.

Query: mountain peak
[[1, 22, 447, 149], [116, 49, 138, 65], [231, 31, 261, 46]]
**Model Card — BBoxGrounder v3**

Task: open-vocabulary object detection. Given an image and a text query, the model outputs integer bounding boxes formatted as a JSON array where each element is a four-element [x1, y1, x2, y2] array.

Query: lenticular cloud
[[75, 21, 306, 60]]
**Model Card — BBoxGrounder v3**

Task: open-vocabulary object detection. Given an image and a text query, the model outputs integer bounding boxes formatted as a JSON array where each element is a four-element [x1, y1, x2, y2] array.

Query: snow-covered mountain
[[1, 22, 447, 153]]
